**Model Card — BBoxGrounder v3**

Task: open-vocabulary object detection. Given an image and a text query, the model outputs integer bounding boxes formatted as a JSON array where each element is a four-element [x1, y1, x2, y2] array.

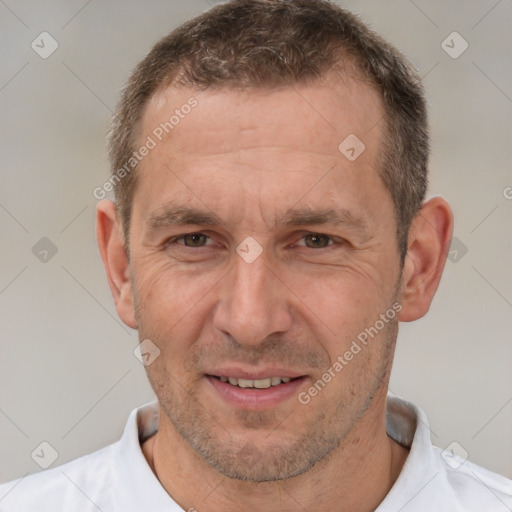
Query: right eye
[[174, 233, 211, 247]]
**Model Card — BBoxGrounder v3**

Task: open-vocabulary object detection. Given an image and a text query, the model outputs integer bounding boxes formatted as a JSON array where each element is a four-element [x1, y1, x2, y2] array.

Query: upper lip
[[206, 367, 306, 380]]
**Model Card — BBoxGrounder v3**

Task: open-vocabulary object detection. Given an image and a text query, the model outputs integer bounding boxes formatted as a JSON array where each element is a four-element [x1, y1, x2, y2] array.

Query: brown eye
[[181, 233, 209, 247], [303, 234, 332, 248]]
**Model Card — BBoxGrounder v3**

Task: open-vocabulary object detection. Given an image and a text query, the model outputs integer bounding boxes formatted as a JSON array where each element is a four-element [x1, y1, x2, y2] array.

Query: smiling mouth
[[209, 375, 301, 389]]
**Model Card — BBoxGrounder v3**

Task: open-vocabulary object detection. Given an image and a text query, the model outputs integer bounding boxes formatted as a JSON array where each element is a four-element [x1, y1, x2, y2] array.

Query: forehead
[[132, 74, 390, 232], [142, 73, 384, 158]]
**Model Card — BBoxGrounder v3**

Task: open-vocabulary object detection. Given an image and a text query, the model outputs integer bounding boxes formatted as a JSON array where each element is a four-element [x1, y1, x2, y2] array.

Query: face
[[127, 74, 403, 481]]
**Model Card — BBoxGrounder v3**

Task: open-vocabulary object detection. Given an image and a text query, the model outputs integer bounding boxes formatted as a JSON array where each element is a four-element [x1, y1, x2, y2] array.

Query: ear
[[398, 197, 453, 322], [96, 200, 137, 329]]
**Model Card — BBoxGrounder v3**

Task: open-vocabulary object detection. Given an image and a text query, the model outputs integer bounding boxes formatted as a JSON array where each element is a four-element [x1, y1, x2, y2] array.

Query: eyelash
[[166, 232, 339, 250], [170, 233, 215, 248]]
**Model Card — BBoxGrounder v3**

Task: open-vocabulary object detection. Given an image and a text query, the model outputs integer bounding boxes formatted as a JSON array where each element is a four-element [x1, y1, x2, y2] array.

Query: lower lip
[[206, 375, 306, 410]]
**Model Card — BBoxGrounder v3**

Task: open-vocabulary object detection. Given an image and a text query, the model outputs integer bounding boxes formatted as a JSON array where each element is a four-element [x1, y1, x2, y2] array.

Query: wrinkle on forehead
[[140, 72, 384, 159], [132, 71, 393, 245]]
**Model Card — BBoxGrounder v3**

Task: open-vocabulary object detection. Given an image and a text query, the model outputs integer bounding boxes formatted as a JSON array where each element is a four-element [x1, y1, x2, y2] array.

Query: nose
[[212, 250, 293, 346]]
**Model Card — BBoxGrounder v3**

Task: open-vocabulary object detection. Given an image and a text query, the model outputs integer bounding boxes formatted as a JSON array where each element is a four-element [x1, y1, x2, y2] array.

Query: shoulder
[[435, 446, 512, 511], [383, 394, 512, 511], [0, 402, 173, 512], [0, 442, 116, 512]]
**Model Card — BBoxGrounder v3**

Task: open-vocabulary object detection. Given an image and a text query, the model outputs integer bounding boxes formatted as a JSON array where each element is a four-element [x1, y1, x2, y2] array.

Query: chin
[[191, 430, 341, 483]]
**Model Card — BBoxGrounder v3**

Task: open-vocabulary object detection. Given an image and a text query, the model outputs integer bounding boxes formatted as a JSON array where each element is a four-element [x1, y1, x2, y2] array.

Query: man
[[1, 0, 511, 510]]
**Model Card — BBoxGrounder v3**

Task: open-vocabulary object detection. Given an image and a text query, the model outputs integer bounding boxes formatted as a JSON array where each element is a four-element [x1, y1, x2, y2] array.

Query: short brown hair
[[107, 0, 428, 261]]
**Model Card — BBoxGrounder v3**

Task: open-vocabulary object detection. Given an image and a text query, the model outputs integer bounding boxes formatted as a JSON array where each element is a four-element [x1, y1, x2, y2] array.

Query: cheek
[[284, 262, 400, 378], [287, 262, 392, 329], [132, 260, 222, 347]]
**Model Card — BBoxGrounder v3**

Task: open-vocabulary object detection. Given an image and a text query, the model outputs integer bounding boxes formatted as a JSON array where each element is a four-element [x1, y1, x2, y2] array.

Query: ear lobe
[[96, 200, 137, 329], [398, 197, 453, 322]]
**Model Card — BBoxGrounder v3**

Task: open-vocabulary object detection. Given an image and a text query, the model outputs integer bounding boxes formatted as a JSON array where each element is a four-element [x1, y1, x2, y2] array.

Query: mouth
[[205, 372, 307, 410], [209, 375, 298, 389]]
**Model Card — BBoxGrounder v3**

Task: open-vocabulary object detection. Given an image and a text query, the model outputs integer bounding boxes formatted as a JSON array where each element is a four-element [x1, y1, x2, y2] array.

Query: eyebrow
[[280, 207, 369, 231], [146, 205, 369, 233], [146, 206, 223, 228]]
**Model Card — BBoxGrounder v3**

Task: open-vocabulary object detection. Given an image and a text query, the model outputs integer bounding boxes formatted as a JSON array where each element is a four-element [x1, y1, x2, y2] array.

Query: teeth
[[238, 378, 253, 388], [254, 378, 272, 389], [218, 376, 293, 389]]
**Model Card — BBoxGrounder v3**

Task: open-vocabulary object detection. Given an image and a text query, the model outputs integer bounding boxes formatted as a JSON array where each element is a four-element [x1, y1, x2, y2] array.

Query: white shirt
[[1, 395, 511, 511]]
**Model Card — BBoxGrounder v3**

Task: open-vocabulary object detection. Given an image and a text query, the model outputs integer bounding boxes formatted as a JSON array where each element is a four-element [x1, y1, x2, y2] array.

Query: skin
[[97, 72, 453, 511]]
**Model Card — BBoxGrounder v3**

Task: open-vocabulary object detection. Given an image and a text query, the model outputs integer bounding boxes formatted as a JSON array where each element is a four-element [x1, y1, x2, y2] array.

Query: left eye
[[297, 234, 333, 249], [176, 233, 211, 247]]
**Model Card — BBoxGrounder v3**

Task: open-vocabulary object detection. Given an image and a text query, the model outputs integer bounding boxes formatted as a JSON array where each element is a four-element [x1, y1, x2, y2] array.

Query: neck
[[142, 391, 409, 512]]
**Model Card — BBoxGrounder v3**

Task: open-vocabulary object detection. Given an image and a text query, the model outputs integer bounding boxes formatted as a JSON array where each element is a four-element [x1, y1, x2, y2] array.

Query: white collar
[[113, 394, 511, 511]]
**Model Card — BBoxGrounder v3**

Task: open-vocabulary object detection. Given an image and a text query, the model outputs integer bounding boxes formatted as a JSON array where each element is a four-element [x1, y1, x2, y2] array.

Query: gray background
[[1, 0, 511, 484]]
